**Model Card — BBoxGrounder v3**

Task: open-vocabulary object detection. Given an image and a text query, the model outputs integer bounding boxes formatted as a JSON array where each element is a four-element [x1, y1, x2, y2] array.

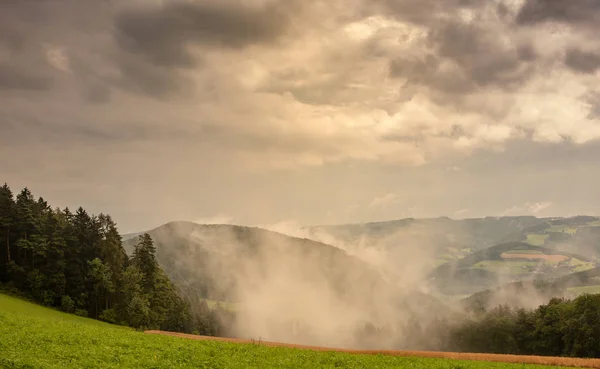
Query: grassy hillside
[[0, 294, 573, 368]]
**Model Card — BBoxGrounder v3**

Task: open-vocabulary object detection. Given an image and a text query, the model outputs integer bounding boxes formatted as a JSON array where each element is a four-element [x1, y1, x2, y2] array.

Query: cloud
[[370, 193, 400, 208], [453, 208, 469, 218], [0, 63, 53, 91], [516, 0, 600, 28], [564, 48, 600, 74], [194, 214, 236, 225], [115, 1, 294, 65], [502, 201, 553, 216], [45, 46, 71, 73], [529, 201, 553, 214]]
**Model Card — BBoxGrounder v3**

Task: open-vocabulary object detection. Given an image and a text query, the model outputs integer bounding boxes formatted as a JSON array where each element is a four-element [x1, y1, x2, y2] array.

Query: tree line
[[0, 183, 230, 335], [446, 294, 600, 358]]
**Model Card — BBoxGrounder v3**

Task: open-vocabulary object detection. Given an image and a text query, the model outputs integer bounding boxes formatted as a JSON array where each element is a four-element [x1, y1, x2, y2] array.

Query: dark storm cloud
[[516, 0, 600, 27], [0, 13, 54, 91], [0, 0, 118, 95], [564, 48, 600, 74], [83, 84, 112, 104], [114, 54, 195, 99], [114, 1, 293, 68], [379, 0, 479, 25], [389, 20, 537, 97], [430, 21, 536, 87], [0, 63, 53, 91]]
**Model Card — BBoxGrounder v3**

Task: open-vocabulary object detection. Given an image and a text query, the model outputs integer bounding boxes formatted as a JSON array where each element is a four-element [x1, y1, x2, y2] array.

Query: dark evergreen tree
[[0, 184, 15, 280], [132, 233, 158, 292]]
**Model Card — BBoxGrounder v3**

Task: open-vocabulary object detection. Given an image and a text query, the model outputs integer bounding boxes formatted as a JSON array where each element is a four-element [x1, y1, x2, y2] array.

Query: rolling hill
[[123, 221, 445, 348], [123, 221, 387, 303], [301, 216, 600, 297], [428, 241, 596, 295], [304, 216, 551, 266]]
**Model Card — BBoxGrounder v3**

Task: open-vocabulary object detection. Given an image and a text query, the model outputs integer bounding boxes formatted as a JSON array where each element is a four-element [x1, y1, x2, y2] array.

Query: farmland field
[[526, 234, 550, 246], [474, 260, 539, 274], [0, 293, 588, 369], [547, 226, 578, 234], [567, 285, 600, 296]]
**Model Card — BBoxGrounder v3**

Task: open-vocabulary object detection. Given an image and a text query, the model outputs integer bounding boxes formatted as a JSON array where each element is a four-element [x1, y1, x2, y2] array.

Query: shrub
[[60, 296, 75, 313], [99, 308, 118, 324]]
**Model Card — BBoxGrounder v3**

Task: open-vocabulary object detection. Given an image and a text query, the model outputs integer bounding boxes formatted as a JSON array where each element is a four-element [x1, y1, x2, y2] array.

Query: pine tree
[[0, 184, 15, 278], [15, 188, 37, 267], [87, 258, 114, 318], [132, 233, 158, 293]]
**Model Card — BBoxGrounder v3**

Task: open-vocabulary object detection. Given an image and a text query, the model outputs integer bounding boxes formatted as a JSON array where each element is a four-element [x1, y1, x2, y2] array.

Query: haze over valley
[[119, 214, 600, 349]]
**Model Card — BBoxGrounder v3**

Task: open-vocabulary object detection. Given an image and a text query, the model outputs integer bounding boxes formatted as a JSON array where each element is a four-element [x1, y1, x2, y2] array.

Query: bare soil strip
[[145, 331, 600, 368]]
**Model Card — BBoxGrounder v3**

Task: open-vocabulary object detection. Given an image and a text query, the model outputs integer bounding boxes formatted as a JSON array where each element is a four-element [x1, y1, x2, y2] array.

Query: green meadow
[[0, 293, 571, 369]]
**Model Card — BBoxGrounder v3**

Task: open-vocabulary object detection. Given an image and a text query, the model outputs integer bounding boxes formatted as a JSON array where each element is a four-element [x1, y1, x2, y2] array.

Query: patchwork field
[[0, 293, 592, 369]]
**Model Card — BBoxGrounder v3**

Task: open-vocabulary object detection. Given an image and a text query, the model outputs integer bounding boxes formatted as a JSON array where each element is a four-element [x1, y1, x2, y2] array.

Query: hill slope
[[123, 222, 445, 348], [123, 221, 385, 303]]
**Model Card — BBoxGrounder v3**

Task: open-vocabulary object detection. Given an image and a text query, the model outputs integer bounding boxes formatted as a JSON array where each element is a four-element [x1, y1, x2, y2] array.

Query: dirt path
[[145, 330, 600, 368]]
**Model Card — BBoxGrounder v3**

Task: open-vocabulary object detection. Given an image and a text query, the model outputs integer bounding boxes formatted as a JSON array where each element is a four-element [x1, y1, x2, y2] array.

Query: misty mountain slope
[[124, 221, 405, 303], [124, 221, 448, 348]]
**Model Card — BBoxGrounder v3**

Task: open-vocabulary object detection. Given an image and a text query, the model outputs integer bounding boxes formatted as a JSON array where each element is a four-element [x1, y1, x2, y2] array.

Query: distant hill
[[461, 266, 600, 312], [122, 221, 420, 303], [305, 216, 550, 265], [306, 216, 600, 257], [429, 241, 596, 295]]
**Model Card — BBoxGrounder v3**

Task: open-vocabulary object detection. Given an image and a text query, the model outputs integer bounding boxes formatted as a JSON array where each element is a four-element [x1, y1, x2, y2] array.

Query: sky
[[2, 0, 600, 233]]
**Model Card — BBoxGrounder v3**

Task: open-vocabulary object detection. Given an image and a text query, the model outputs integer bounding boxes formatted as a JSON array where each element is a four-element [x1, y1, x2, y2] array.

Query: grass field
[[525, 234, 550, 246], [547, 226, 578, 234], [474, 260, 540, 274], [0, 294, 577, 368], [567, 285, 600, 296]]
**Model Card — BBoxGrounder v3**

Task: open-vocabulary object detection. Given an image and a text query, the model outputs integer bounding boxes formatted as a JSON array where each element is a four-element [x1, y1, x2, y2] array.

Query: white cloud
[[193, 214, 236, 225], [369, 193, 400, 208], [453, 208, 469, 218], [502, 201, 553, 216], [44, 46, 71, 73]]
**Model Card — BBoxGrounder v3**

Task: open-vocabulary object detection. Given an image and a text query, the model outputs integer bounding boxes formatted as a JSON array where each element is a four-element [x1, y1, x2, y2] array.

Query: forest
[[0, 183, 230, 335], [443, 294, 600, 357]]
